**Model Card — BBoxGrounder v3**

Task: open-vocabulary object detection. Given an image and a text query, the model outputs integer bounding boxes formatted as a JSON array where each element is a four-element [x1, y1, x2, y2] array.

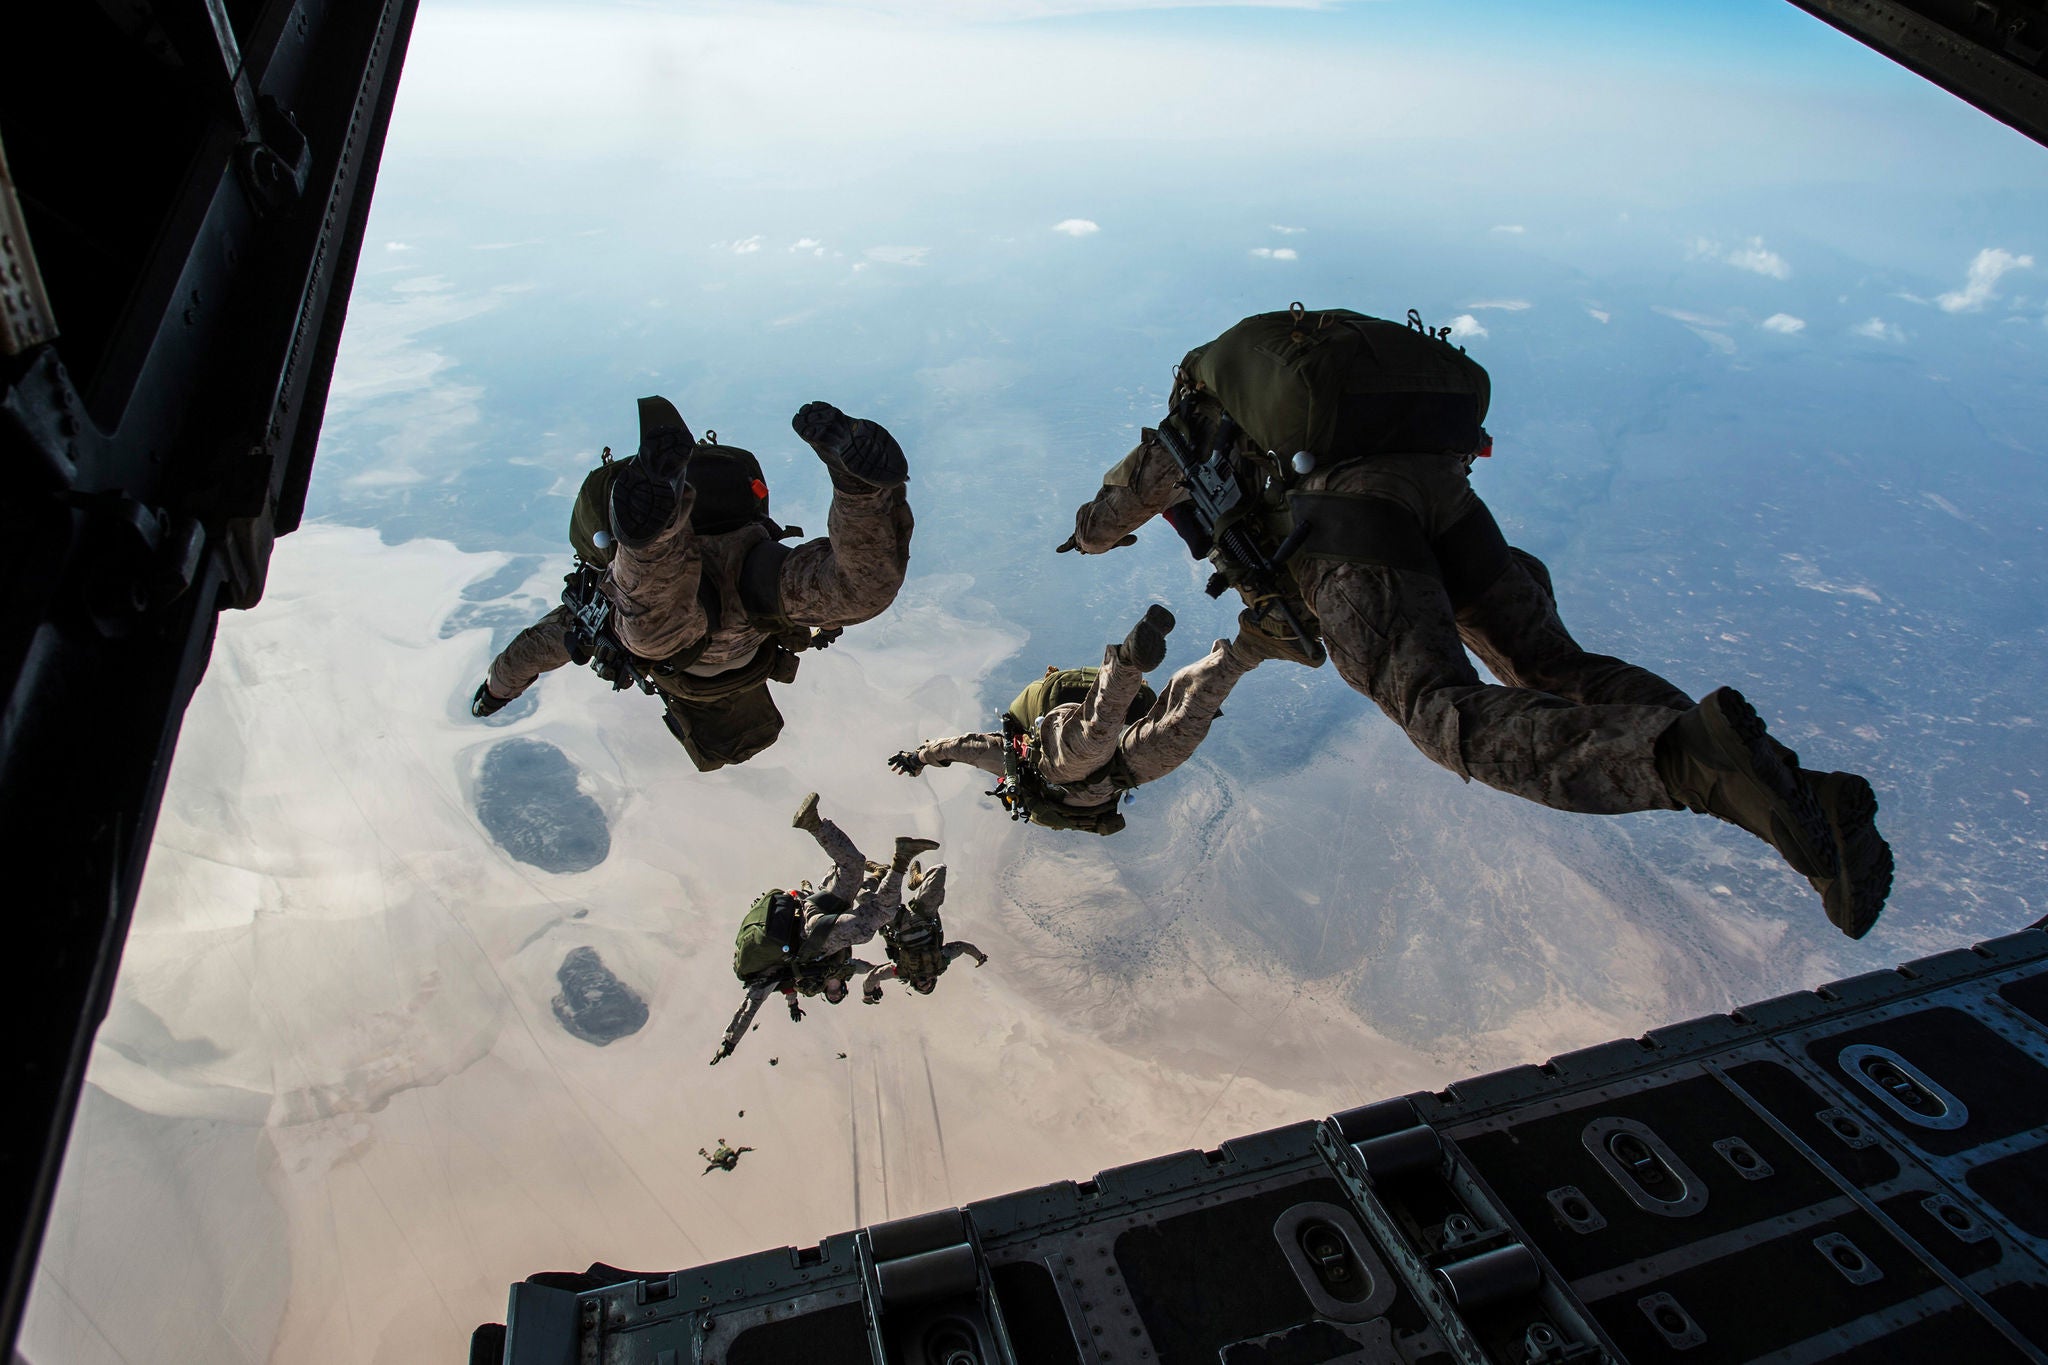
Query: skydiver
[[469, 397, 915, 770], [1058, 305, 1892, 936], [890, 605, 1263, 834], [699, 1140, 753, 1174], [711, 795, 938, 1063], [862, 863, 988, 1002]]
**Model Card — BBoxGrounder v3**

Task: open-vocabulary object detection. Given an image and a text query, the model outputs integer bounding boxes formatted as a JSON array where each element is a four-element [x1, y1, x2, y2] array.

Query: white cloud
[[1491, 225, 1525, 235], [1726, 238, 1791, 279], [1936, 247, 2034, 312], [865, 245, 929, 266], [1688, 327, 1738, 355], [1052, 218, 1100, 237], [1446, 314, 1487, 340], [1249, 247, 1299, 261], [1586, 307, 1610, 323], [1465, 299, 1530, 312], [1688, 235, 1791, 280], [790, 237, 826, 256], [1761, 313, 1806, 334], [1852, 316, 1905, 343], [1270, 224, 1306, 235], [730, 235, 764, 255], [383, 241, 414, 252], [1653, 305, 1727, 327]]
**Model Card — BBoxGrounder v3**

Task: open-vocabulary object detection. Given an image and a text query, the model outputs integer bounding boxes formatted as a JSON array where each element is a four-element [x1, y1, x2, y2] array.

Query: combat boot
[[1113, 605, 1175, 672], [1655, 688, 1839, 884], [792, 791, 822, 833], [793, 401, 908, 490], [1803, 770, 1895, 939], [610, 396, 697, 548], [892, 836, 940, 872]]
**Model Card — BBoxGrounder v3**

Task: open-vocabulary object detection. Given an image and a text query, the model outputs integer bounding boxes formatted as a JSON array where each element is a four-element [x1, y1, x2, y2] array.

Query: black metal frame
[[0, 1, 419, 1351], [1785, 0, 2048, 147]]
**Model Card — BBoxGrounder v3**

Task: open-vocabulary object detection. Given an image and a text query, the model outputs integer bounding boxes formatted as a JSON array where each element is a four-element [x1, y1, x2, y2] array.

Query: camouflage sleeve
[[487, 605, 574, 699], [944, 942, 987, 963], [916, 733, 1007, 778], [1070, 430, 1187, 553]]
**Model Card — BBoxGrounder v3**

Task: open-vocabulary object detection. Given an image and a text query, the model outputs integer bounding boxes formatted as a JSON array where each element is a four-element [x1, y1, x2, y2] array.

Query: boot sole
[[1705, 688, 1839, 879], [794, 402, 907, 486], [1123, 622, 1169, 672], [1808, 771, 1894, 939], [611, 473, 679, 547]]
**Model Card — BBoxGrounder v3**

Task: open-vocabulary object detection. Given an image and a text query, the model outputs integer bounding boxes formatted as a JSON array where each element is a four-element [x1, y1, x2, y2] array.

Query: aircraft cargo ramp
[[485, 923, 2048, 1364]]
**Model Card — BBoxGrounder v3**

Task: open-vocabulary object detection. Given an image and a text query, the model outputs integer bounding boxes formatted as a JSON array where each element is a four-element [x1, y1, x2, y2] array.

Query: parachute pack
[[1180, 305, 1491, 465], [1160, 304, 1512, 635], [732, 889, 803, 982], [568, 437, 779, 569], [989, 666, 1158, 836]]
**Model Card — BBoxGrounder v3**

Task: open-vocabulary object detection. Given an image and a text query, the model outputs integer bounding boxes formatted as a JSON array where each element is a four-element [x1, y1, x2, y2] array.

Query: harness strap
[[1287, 491, 1437, 572], [737, 535, 793, 628], [1433, 501, 1513, 608], [1284, 490, 1511, 609]]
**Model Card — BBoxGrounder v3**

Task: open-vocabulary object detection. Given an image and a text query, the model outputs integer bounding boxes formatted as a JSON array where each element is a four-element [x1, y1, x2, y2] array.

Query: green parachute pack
[[995, 666, 1158, 836], [732, 889, 802, 982], [569, 438, 776, 568], [1180, 305, 1491, 463]]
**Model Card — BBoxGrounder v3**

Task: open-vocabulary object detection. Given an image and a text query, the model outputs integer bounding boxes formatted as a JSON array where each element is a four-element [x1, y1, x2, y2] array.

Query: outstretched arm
[[903, 733, 1007, 779], [1060, 431, 1187, 554], [711, 981, 773, 1065], [945, 941, 989, 967], [862, 962, 901, 1001]]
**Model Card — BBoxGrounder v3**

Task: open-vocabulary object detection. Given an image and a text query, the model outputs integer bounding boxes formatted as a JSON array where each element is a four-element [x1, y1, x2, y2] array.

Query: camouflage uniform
[[913, 637, 1259, 809], [484, 479, 912, 702], [1070, 436, 1693, 815], [798, 813, 912, 957]]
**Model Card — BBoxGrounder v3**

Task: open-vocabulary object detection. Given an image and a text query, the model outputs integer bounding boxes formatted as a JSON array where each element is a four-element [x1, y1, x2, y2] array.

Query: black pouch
[[661, 682, 787, 771]]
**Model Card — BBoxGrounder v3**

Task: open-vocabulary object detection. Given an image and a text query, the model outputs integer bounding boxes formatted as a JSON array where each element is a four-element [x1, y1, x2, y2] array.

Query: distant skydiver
[[860, 862, 987, 1002], [1058, 304, 1892, 937], [889, 605, 1264, 835], [699, 1140, 753, 1174], [470, 397, 915, 771], [710, 795, 939, 1064]]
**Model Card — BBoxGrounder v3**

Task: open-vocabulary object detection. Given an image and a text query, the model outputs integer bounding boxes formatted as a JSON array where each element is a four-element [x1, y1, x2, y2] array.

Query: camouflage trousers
[[1038, 639, 1256, 801], [1293, 454, 1693, 815], [801, 817, 907, 957]]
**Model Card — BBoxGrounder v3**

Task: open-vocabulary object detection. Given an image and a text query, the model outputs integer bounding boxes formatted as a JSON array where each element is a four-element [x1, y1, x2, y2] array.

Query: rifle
[[709, 988, 769, 1065], [561, 562, 657, 695], [1153, 404, 1321, 662]]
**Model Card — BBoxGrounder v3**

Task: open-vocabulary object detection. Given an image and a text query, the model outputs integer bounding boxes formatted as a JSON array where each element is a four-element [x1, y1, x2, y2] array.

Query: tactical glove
[[1055, 533, 1137, 553], [888, 750, 926, 776], [471, 682, 509, 718], [861, 989, 882, 1005]]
